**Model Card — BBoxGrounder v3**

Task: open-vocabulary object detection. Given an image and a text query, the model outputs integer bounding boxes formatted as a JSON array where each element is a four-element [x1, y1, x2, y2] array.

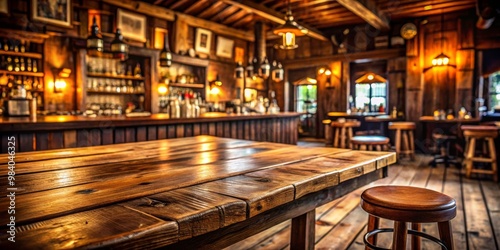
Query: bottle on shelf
[[134, 63, 141, 77], [32, 60, 38, 73], [6, 56, 13, 71], [20, 58, 25, 71], [126, 65, 132, 76], [391, 106, 397, 118], [20, 41, 26, 53], [3, 39, 8, 51], [27, 58, 32, 72], [14, 57, 20, 72]]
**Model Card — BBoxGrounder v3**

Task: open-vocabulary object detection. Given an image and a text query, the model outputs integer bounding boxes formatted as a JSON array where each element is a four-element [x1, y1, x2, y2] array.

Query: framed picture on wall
[[216, 36, 234, 58], [117, 9, 147, 42], [195, 28, 212, 54], [32, 0, 71, 27], [0, 0, 8, 15]]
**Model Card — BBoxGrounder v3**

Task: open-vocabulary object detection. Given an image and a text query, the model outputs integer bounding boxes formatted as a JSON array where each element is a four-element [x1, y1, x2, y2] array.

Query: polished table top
[[0, 136, 395, 249]]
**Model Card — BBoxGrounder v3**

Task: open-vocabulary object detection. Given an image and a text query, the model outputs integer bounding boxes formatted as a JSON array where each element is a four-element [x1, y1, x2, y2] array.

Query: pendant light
[[260, 57, 271, 79], [432, 13, 450, 66], [87, 17, 103, 56], [273, 0, 308, 49], [271, 60, 284, 82], [159, 32, 172, 67], [111, 29, 128, 61]]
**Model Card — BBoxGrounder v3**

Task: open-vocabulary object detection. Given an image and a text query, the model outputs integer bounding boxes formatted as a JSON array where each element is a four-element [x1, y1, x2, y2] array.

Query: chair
[[461, 125, 498, 181], [331, 120, 361, 148], [429, 133, 461, 168], [351, 136, 390, 151], [361, 185, 456, 250], [388, 122, 416, 160]]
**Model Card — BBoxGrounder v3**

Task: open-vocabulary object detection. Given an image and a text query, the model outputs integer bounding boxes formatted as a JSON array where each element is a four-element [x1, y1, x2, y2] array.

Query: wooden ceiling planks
[[142, 0, 476, 36]]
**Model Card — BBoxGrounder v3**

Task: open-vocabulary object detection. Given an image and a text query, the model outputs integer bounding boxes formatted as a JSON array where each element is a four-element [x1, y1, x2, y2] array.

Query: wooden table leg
[[290, 209, 316, 250]]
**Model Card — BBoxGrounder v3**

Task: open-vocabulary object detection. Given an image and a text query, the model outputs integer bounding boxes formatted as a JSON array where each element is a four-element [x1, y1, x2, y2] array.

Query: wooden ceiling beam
[[336, 0, 390, 31], [197, 2, 225, 19], [169, 0, 191, 10], [183, 0, 211, 15], [105, 0, 253, 42], [103, 0, 175, 21], [220, 0, 329, 41], [222, 9, 250, 25]]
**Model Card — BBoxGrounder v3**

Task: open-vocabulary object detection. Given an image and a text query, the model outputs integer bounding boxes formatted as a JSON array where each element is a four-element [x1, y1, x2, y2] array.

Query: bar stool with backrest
[[361, 185, 456, 250], [389, 122, 416, 160], [351, 135, 390, 151], [461, 125, 498, 182], [331, 119, 361, 148]]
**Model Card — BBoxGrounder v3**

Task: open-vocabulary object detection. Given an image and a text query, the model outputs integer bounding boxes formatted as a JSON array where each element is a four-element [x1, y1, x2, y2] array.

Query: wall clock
[[401, 23, 417, 40]]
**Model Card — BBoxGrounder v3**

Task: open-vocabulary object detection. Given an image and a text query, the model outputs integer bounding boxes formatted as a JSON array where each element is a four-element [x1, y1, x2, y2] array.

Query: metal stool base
[[363, 228, 448, 250]]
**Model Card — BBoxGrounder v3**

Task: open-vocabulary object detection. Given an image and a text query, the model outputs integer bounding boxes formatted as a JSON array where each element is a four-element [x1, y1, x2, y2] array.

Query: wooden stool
[[323, 119, 332, 146], [361, 186, 456, 250], [351, 136, 390, 151], [331, 120, 361, 149], [461, 125, 498, 182], [389, 122, 416, 160]]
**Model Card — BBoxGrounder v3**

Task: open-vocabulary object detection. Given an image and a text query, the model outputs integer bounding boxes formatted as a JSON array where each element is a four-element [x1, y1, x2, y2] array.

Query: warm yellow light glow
[[158, 84, 168, 95], [306, 77, 317, 84], [443, 57, 449, 65], [424, 5, 433, 10], [54, 80, 66, 92], [325, 70, 332, 76], [367, 74, 374, 80], [318, 68, 325, 74], [432, 59, 437, 66], [437, 58, 443, 65], [211, 86, 220, 95], [307, 85, 312, 90], [284, 32, 295, 46]]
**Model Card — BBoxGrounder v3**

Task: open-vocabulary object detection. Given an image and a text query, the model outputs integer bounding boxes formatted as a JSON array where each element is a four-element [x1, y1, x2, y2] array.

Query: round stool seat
[[322, 119, 332, 125], [361, 186, 457, 223], [462, 125, 498, 138], [388, 122, 416, 130], [331, 120, 361, 128], [351, 136, 389, 145]]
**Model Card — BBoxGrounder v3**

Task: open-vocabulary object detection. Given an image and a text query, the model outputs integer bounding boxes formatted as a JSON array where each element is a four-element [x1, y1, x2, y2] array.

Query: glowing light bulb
[[443, 57, 449, 65], [437, 58, 443, 65], [367, 74, 374, 80], [325, 70, 332, 76], [432, 59, 437, 66]]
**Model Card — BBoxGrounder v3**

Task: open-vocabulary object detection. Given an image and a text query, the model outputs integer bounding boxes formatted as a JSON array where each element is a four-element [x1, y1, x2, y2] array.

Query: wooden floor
[[224, 151, 500, 250]]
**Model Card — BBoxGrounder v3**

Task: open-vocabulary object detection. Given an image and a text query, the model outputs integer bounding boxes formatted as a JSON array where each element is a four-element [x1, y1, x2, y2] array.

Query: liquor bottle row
[[85, 102, 124, 116], [87, 57, 142, 77], [0, 38, 37, 53], [0, 56, 40, 72], [87, 78, 145, 94], [159, 89, 205, 118]]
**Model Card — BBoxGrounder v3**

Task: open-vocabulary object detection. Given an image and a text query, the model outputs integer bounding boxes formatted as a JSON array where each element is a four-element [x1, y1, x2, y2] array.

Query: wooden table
[[0, 136, 396, 249]]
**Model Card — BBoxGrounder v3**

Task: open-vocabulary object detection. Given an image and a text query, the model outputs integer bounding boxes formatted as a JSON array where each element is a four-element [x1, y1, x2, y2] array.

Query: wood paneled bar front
[[0, 112, 300, 153]]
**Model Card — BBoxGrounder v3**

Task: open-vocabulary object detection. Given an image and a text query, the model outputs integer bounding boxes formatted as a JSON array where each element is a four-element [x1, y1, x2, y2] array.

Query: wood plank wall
[[0, 117, 299, 153]]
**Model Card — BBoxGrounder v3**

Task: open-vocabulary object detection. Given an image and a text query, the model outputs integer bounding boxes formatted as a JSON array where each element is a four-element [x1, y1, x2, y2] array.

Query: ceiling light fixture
[[273, 0, 308, 49]]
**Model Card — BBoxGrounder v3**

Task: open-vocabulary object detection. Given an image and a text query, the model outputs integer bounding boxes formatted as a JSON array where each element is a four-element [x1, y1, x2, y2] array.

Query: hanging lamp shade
[[273, 9, 308, 49], [355, 73, 387, 84], [87, 17, 103, 56], [111, 29, 128, 61]]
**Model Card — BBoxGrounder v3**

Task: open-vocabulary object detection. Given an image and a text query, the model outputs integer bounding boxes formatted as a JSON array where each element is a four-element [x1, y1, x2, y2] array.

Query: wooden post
[[290, 209, 316, 250]]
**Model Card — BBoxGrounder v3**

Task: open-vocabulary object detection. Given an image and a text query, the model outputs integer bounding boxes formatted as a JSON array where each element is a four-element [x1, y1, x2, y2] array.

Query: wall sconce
[[52, 68, 71, 93], [210, 75, 222, 95]]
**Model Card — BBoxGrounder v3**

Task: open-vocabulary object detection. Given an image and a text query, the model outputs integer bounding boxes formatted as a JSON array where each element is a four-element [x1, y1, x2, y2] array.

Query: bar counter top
[[0, 112, 301, 132]]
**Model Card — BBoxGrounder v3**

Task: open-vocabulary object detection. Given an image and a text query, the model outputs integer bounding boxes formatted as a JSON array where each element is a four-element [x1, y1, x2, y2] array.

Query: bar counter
[[0, 112, 300, 153]]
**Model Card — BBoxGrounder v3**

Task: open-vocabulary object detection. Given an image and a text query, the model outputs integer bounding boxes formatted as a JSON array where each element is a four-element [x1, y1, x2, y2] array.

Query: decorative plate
[[401, 23, 417, 40]]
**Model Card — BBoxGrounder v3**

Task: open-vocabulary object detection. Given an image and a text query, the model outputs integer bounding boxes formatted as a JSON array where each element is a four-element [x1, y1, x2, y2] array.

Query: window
[[296, 85, 317, 113], [355, 83, 387, 112], [489, 71, 500, 109]]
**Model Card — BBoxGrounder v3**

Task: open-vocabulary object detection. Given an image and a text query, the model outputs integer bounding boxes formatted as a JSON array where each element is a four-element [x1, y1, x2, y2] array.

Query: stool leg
[[403, 131, 410, 156], [411, 223, 421, 250], [465, 138, 476, 178], [366, 215, 380, 250], [333, 127, 339, 148], [395, 129, 401, 158], [409, 131, 415, 160], [487, 138, 498, 182], [348, 127, 354, 149], [340, 127, 346, 148], [392, 221, 407, 250], [376, 145, 381, 151], [438, 221, 454, 250]]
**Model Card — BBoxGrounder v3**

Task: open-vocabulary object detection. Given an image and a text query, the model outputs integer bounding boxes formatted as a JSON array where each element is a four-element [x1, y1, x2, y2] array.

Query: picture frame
[[216, 36, 234, 58], [0, 0, 8, 15], [195, 28, 212, 54], [32, 0, 71, 28], [117, 9, 147, 43]]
